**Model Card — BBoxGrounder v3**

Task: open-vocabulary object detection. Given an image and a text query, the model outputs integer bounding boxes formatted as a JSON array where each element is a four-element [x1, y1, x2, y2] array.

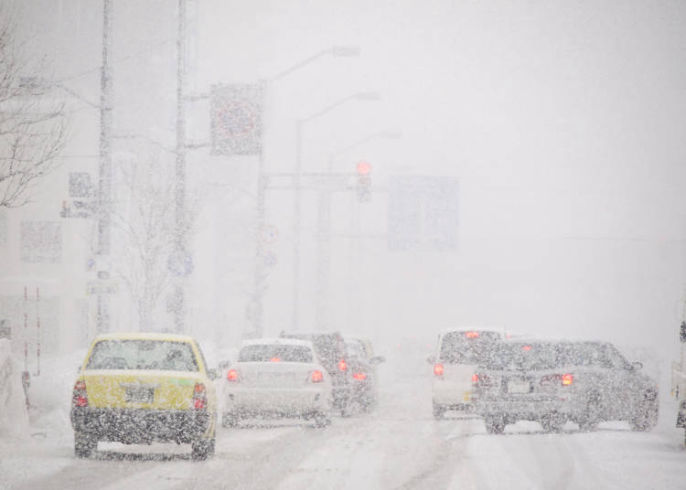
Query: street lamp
[[251, 47, 361, 338], [292, 91, 381, 332]]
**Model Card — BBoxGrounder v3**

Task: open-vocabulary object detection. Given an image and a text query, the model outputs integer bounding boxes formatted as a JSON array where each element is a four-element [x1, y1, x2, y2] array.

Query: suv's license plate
[[507, 380, 531, 394], [126, 387, 154, 403]]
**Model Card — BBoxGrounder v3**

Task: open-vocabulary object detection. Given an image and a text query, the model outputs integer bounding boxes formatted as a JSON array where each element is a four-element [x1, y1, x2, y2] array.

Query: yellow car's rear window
[[86, 339, 198, 372]]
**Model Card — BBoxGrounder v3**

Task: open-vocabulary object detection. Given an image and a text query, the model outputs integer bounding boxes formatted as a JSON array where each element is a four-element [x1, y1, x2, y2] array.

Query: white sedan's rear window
[[239, 344, 313, 363]]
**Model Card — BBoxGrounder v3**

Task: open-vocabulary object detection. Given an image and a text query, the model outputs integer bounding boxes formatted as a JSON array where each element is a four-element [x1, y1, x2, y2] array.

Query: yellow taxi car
[[70, 332, 218, 460]]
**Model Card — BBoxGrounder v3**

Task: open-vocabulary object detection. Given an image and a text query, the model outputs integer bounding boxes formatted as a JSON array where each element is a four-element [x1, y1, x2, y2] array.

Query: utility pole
[[96, 0, 113, 333], [253, 103, 268, 337], [173, 0, 187, 333]]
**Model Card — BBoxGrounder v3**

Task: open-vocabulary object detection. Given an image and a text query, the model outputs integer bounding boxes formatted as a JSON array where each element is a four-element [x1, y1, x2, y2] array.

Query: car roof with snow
[[241, 337, 313, 348], [438, 327, 505, 335], [91, 332, 198, 343]]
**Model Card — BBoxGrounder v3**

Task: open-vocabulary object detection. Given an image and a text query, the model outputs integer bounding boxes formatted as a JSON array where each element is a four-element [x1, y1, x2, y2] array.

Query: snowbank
[[0, 339, 30, 438]]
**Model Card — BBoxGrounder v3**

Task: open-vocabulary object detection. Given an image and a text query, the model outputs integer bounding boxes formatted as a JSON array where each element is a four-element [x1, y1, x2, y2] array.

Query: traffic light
[[356, 161, 372, 202]]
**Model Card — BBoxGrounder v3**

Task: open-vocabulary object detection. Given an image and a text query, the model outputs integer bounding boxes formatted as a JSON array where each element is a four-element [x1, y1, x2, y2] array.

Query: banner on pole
[[210, 83, 265, 156]]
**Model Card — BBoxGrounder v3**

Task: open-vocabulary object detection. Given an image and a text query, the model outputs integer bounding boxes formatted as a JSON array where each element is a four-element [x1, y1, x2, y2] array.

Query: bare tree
[[0, 9, 67, 208], [112, 152, 196, 330]]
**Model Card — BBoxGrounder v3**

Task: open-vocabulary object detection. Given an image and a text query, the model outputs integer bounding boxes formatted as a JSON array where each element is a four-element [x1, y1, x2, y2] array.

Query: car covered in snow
[[474, 340, 659, 434], [428, 328, 504, 419], [222, 338, 333, 427], [279, 331, 352, 415], [70, 332, 218, 460], [344, 337, 385, 412]]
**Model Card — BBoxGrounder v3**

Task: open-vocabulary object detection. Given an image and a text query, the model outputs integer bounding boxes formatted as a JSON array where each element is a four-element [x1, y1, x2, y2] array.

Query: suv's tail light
[[433, 363, 444, 377], [193, 383, 207, 410], [353, 372, 367, 381], [465, 331, 479, 339], [311, 370, 324, 383], [338, 359, 347, 372], [540, 374, 574, 386], [72, 380, 88, 408], [472, 373, 491, 387], [227, 368, 239, 382]]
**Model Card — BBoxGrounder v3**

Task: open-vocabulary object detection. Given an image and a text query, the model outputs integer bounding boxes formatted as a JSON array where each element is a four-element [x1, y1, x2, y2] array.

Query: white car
[[222, 338, 333, 427], [428, 328, 504, 419]]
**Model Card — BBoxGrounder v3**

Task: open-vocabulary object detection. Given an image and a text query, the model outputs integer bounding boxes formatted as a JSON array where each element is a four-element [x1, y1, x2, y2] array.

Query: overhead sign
[[210, 83, 265, 156], [388, 175, 459, 251]]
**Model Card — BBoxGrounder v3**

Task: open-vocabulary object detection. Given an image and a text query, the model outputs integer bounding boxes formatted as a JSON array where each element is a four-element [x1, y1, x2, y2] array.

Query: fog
[[5, 0, 685, 360], [2, 0, 683, 365]]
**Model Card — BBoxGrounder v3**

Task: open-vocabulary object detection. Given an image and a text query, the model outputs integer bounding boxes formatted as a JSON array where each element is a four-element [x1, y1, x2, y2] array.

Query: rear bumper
[[224, 388, 331, 416], [70, 407, 211, 443], [477, 396, 574, 421]]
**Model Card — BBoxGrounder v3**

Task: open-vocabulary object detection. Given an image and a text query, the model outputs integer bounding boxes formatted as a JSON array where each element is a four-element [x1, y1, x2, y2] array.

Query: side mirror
[[370, 356, 385, 365], [630, 361, 643, 371], [426, 355, 436, 365]]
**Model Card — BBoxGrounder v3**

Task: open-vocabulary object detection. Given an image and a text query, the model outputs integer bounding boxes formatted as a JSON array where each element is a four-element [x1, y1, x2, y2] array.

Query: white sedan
[[222, 338, 333, 428]]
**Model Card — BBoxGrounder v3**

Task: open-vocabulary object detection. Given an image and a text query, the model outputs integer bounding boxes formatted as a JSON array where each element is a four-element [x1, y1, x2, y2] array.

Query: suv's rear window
[[439, 331, 501, 364], [556, 343, 617, 368], [239, 344, 313, 363], [87, 340, 198, 371], [485, 343, 559, 371], [281, 333, 345, 372]]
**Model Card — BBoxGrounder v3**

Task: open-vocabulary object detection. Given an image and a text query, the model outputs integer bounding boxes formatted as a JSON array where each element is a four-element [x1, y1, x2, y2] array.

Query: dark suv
[[279, 331, 352, 414], [474, 340, 659, 434]]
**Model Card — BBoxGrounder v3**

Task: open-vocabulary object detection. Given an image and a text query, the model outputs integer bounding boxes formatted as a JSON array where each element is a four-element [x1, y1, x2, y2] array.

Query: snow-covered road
[[2, 373, 686, 489]]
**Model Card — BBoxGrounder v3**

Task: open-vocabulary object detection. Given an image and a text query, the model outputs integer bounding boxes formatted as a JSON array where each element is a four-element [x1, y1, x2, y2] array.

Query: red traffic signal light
[[356, 161, 372, 175], [355, 161, 371, 202]]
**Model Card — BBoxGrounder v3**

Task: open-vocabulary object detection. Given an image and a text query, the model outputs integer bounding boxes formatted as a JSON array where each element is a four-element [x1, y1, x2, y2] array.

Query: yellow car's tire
[[191, 435, 215, 461], [74, 431, 96, 458]]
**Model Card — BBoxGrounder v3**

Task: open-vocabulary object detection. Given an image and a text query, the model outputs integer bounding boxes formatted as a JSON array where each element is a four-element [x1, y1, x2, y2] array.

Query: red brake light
[[561, 373, 574, 386], [193, 383, 207, 410], [311, 370, 324, 383], [270, 357, 281, 362], [353, 372, 367, 381], [433, 363, 444, 376], [465, 331, 479, 339], [522, 345, 532, 351], [72, 380, 88, 408], [471, 373, 479, 384], [338, 359, 347, 372], [227, 369, 239, 382]]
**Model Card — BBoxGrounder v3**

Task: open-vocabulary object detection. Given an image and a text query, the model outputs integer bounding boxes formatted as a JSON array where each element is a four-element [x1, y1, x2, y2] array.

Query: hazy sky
[[10, 0, 686, 365]]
